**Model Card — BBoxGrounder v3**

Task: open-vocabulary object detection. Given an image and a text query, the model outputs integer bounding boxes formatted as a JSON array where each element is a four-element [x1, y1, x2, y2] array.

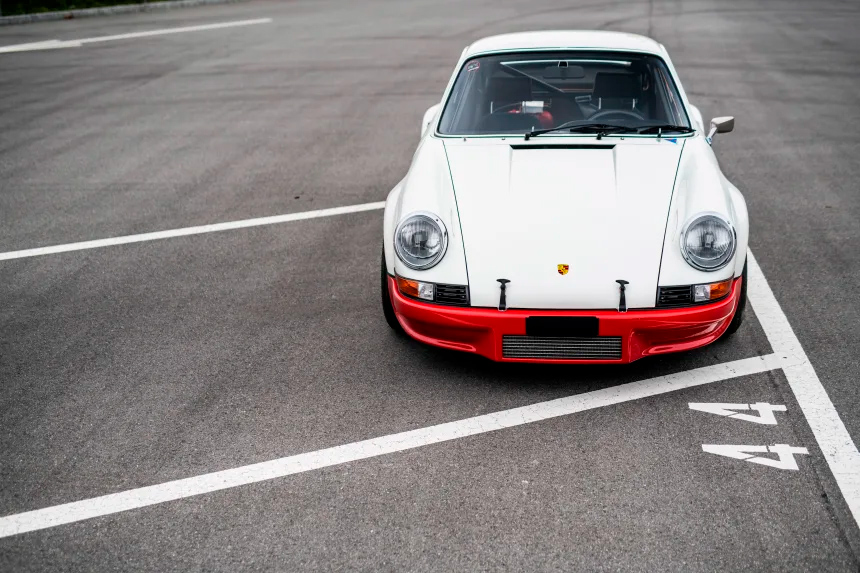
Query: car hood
[[444, 138, 686, 309]]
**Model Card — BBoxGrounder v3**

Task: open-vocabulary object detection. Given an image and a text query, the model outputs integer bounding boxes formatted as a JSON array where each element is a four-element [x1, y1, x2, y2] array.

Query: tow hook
[[616, 279, 629, 313], [496, 279, 510, 311]]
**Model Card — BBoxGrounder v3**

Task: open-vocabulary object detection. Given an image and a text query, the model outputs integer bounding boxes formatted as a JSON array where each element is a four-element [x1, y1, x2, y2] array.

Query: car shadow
[[382, 319, 765, 399]]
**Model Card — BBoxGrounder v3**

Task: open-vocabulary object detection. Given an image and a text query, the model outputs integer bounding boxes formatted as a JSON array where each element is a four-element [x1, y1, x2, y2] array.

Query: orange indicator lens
[[397, 276, 420, 298], [396, 276, 435, 301], [708, 279, 732, 300], [693, 279, 733, 302]]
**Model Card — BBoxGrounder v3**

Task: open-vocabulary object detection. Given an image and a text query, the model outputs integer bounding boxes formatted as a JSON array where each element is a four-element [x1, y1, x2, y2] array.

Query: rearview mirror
[[422, 103, 441, 137], [707, 116, 734, 144], [542, 64, 585, 79]]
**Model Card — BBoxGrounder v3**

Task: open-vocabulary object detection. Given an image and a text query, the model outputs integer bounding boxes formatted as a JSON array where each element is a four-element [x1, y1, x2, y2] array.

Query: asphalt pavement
[[1, 0, 859, 571]]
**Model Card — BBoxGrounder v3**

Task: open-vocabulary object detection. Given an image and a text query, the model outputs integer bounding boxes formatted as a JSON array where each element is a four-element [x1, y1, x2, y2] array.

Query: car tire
[[381, 247, 404, 333], [723, 259, 748, 337]]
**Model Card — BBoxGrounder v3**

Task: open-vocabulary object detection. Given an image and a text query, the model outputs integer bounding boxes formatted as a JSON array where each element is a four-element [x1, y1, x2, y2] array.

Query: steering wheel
[[589, 109, 644, 122]]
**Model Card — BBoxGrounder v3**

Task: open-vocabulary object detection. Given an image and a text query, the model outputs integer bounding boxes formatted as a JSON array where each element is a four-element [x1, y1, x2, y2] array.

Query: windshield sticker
[[466, 61, 480, 72]]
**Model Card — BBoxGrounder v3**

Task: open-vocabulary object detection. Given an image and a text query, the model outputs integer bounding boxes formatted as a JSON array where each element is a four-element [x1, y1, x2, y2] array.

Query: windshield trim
[[433, 49, 691, 139], [500, 58, 633, 67], [433, 131, 697, 140]]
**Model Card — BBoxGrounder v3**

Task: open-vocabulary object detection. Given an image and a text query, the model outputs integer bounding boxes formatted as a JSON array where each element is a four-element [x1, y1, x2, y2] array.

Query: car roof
[[463, 31, 666, 58]]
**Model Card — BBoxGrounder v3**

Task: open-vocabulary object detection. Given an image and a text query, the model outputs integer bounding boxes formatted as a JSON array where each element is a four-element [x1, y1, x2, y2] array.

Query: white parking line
[[747, 251, 860, 525], [0, 353, 781, 538], [0, 19, 273, 53], [0, 40, 73, 53], [0, 202, 385, 261], [75, 18, 274, 45]]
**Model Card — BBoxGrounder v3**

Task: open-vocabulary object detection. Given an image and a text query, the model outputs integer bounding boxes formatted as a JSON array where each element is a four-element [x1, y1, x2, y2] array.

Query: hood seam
[[441, 140, 472, 292], [655, 138, 688, 297]]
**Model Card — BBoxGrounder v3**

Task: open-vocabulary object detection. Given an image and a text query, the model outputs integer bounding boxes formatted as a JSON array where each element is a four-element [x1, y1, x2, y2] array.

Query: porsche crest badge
[[557, 264, 569, 276]]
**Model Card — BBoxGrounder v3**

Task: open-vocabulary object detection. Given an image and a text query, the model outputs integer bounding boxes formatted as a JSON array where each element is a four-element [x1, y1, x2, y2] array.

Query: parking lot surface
[[1, 0, 859, 570]]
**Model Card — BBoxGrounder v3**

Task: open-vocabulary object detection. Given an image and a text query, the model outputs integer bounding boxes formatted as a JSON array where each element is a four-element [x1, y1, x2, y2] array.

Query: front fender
[[383, 179, 405, 275], [383, 138, 469, 285], [725, 175, 749, 277], [658, 136, 749, 286]]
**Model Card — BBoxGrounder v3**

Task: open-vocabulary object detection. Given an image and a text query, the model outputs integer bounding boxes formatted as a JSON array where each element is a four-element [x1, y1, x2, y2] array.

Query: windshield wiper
[[524, 122, 636, 141], [523, 120, 581, 140], [637, 124, 695, 135], [568, 124, 638, 140]]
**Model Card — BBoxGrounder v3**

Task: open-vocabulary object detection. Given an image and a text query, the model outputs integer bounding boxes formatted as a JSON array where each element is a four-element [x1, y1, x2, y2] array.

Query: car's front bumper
[[387, 276, 743, 363]]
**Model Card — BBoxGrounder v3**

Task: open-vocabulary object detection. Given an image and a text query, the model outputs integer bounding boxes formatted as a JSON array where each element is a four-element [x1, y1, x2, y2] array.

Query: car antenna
[[616, 280, 629, 313], [497, 279, 510, 311]]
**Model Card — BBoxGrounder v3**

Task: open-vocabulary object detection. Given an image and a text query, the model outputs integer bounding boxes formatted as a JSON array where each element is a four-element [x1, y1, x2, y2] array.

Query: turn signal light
[[397, 276, 434, 301], [693, 279, 732, 302]]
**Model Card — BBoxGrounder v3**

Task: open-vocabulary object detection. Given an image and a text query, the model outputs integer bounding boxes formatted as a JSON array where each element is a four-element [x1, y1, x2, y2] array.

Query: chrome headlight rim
[[394, 211, 448, 270], [679, 212, 737, 272]]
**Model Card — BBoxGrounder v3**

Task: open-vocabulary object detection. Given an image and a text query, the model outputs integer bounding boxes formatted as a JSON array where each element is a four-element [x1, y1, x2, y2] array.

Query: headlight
[[680, 213, 736, 271], [394, 212, 447, 270]]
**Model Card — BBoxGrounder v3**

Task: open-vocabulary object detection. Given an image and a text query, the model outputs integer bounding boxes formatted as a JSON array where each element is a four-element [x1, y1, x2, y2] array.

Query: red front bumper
[[387, 276, 742, 363]]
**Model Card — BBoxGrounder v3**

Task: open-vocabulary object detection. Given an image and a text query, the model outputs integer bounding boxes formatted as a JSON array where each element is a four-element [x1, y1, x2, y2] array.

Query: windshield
[[438, 51, 690, 136]]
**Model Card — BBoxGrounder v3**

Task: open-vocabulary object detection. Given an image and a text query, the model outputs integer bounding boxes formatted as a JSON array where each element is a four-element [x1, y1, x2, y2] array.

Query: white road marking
[[0, 40, 81, 53], [702, 444, 810, 470], [0, 353, 782, 538], [688, 402, 786, 425], [747, 252, 860, 521], [0, 202, 385, 261], [0, 19, 272, 54]]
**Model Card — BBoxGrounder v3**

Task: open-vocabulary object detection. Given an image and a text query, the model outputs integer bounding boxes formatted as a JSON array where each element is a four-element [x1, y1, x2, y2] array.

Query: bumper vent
[[502, 336, 622, 360], [657, 285, 693, 308], [434, 284, 470, 307]]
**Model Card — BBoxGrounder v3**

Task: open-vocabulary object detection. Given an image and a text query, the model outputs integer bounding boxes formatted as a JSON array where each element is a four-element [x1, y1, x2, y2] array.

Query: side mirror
[[707, 116, 734, 144], [421, 103, 441, 137]]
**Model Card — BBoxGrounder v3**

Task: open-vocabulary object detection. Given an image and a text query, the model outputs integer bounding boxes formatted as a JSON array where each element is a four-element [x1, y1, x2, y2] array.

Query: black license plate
[[526, 316, 599, 338]]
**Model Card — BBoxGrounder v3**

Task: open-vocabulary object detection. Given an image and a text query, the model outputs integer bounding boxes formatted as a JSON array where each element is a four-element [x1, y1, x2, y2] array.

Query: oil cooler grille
[[434, 284, 469, 306], [657, 285, 693, 307], [502, 336, 622, 360]]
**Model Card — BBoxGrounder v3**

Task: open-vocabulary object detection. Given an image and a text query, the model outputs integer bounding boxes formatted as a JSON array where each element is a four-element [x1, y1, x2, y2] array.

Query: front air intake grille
[[657, 285, 693, 308], [434, 284, 470, 307], [502, 336, 622, 360]]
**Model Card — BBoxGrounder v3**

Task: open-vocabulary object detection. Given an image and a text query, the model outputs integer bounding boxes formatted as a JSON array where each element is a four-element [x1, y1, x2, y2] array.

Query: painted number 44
[[689, 402, 809, 471]]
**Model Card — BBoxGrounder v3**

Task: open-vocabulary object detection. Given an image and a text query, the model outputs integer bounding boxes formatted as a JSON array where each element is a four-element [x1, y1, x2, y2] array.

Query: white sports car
[[381, 31, 747, 363]]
